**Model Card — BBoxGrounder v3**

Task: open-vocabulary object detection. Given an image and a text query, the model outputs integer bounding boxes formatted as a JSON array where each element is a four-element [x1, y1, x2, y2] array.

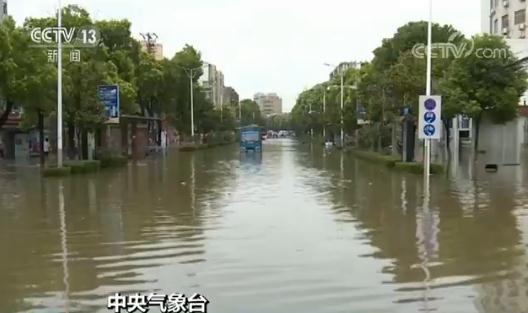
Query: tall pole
[[190, 70, 195, 138], [424, 0, 433, 184], [57, 0, 63, 168], [340, 73, 344, 147], [323, 89, 326, 139], [309, 102, 313, 138], [238, 101, 242, 122]]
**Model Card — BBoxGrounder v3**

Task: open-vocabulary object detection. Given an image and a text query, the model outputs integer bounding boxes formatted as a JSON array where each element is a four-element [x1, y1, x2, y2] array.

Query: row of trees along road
[[291, 21, 528, 158], [0, 5, 249, 162]]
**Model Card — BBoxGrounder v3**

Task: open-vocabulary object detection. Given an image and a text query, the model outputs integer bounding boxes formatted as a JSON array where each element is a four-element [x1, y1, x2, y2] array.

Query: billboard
[[98, 85, 120, 123]]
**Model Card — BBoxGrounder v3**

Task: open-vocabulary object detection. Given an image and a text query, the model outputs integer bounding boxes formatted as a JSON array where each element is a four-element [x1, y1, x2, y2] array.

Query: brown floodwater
[[0, 139, 527, 313]]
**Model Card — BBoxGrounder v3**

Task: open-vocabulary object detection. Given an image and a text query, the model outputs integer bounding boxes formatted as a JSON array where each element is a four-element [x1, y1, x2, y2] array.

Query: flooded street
[[1, 139, 528, 313]]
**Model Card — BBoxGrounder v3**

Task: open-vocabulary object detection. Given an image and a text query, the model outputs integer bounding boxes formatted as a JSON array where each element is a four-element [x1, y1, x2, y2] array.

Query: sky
[[10, 0, 482, 112]]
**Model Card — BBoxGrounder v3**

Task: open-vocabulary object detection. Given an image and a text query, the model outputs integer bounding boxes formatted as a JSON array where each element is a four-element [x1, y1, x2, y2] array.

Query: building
[[0, 0, 6, 22], [482, 0, 527, 38], [199, 64, 225, 109], [139, 33, 164, 61], [140, 40, 163, 61], [223, 87, 239, 105], [329, 62, 360, 80], [254, 93, 283, 116]]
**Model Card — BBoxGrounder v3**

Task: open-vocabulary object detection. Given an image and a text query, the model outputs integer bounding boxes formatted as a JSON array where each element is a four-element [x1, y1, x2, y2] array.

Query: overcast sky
[[10, 0, 482, 111]]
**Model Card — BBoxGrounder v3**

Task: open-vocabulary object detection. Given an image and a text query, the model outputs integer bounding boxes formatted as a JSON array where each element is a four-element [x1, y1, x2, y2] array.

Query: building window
[[515, 9, 526, 25], [2, 3, 6, 15], [502, 14, 510, 30]]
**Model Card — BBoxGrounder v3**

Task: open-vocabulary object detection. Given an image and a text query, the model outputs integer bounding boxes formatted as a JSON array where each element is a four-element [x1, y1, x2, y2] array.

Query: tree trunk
[[67, 120, 76, 160], [38, 110, 45, 166], [391, 119, 398, 157], [0, 100, 14, 130], [443, 119, 451, 155], [473, 114, 481, 162]]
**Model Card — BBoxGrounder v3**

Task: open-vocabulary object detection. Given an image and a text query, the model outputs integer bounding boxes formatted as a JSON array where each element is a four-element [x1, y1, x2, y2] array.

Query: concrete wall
[[473, 115, 526, 165]]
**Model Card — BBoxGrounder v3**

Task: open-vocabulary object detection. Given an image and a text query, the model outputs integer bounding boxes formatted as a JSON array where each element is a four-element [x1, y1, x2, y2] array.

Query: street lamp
[[179, 63, 209, 138], [325, 82, 357, 145], [57, 0, 63, 167], [324, 63, 345, 146]]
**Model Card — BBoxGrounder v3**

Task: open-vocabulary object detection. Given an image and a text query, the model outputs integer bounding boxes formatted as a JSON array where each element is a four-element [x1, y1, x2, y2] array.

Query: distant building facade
[[223, 86, 239, 105], [0, 0, 6, 22], [329, 62, 360, 80], [482, 0, 527, 39], [200, 64, 225, 109], [140, 40, 163, 61], [254, 93, 283, 116]]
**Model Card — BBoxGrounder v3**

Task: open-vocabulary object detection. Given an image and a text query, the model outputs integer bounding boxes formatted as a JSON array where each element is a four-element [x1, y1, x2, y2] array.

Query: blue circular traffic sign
[[424, 125, 436, 136], [424, 112, 436, 123], [424, 98, 437, 110]]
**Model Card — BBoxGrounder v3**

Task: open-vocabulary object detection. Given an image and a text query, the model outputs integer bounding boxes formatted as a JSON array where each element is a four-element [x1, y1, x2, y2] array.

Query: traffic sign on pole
[[419, 95, 441, 140]]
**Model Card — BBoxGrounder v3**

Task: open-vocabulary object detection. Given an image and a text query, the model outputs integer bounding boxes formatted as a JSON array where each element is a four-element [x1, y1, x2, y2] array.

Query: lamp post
[[324, 63, 345, 146], [180, 63, 208, 139], [323, 88, 326, 139], [57, 0, 63, 167], [424, 0, 433, 184]]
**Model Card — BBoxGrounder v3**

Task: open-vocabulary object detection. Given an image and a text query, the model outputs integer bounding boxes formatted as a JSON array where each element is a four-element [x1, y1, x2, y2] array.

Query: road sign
[[419, 95, 441, 140], [98, 85, 120, 123]]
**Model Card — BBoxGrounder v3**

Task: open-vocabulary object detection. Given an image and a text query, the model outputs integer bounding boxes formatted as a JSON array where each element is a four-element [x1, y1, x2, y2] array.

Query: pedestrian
[[43, 138, 50, 157]]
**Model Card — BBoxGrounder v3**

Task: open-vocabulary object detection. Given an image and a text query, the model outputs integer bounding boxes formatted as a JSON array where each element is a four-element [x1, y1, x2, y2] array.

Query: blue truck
[[240, 125, 263, 152]]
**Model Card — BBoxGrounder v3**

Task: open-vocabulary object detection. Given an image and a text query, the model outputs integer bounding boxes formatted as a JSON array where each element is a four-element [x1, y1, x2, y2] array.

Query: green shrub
[[43, 166, 71, 177], [394, 162, 445, 174], [351, 150, 400, 168], [100, 156, 128, 168], [64, 160, 101, 174]]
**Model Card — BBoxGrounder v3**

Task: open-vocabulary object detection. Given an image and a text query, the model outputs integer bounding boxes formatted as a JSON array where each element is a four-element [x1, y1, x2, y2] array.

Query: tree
[[439, 34, 528, 156], [240, 99, 263, 126]]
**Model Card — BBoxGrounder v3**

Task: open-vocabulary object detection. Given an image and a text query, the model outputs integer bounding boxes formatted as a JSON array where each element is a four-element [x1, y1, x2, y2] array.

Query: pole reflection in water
[[58, 180, 70, 313], [191, 153, 196, 219], [414, 175, 440, 313]]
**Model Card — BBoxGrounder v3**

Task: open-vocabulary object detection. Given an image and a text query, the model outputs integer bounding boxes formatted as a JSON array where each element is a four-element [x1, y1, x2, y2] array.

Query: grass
[[394, 162, 445, 174], [350, 150, 401, 168], [350, 150, 445, 175], [42, 166, 72, 177], [100, 155, 128, 168], [64, 160, 101, 174]]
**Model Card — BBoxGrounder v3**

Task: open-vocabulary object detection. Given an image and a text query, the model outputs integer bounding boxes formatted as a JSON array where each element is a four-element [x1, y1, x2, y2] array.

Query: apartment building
[[254, 93, 283, 116], [200, 64, 225, 109], [483, 0, 527, 38], [0, 0, 7, 22]]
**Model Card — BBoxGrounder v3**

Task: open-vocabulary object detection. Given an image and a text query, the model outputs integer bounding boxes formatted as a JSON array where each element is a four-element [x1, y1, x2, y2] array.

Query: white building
[[476, 0, 528, 166], [254, 93, 283, 116], [0, 0, 7, 22], [199, 64, 225, 109]]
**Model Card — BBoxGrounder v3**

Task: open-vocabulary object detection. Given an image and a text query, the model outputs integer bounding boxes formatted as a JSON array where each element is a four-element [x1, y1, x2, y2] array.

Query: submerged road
[[0, 139, 527, 313]]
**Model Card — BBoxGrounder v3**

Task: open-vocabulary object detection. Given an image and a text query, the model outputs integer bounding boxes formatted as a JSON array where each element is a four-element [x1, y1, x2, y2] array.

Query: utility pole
[[57, 0, 63, 168], [309, 102, 313, 139], [424, 0, 433, 185], [180, 64, 207, 139], [323, 88, 326, 140], [340, 73, 344, 147]]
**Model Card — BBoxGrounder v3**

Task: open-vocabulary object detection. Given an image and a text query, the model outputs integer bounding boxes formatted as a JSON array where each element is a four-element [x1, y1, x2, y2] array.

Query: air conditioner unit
[[520, 23, 526, 30], [502, 27, 509, 34], [503, 0, 509, 7]]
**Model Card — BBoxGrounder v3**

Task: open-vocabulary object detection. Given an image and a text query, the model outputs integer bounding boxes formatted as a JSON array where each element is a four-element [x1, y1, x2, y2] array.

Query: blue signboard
[[98, 85, 120, 120]]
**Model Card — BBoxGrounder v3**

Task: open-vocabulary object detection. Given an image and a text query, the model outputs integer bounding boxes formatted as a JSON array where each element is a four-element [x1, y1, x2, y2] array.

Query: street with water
[[1, 139, 527, 313]]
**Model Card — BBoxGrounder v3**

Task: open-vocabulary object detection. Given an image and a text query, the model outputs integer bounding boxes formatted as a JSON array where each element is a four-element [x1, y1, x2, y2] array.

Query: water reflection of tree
[[0, 147, 239, 312], [307, 147, 524, 311]]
